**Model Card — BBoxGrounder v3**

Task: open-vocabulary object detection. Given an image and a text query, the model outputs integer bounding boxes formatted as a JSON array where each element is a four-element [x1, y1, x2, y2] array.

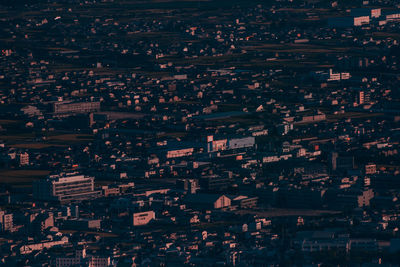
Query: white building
[[166, 147, 194, 158], [19, 152, 29, 166], [0, 210, 13, 231], [386, 12, 400, 22], [55, 248, 114, 267], [133, 211, 155, 226], [33, 172, 101, 202], [351, 8, 381, 18], [328, 16, 369, 27], [20, 237, 69, 254]]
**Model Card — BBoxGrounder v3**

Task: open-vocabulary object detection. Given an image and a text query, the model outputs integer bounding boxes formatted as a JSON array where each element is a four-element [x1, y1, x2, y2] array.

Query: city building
[[0, 210, 13, 232], [33, 173, 101, 202], [132, 211, 155, 226], [53, 100, 100, 115]]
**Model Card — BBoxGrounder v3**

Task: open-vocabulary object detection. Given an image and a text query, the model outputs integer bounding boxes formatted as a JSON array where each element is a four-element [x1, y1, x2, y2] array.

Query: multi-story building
[[365, 163, 377, 175], [133, 211, 155, 226], [207, 136, 255, 153], [33, 173, 101, 203], [166, 147, 194, 158], [19, 152, 29, 166], [20, 237, 69, 255], [351, 8, 381, 18], [55, 248, 113, 267], [0, 210, 13, 232], [200, 175, 231, 192], [176, 179, 199, 194], [53, 100, 100, 115], [328, 16, 369, 27]]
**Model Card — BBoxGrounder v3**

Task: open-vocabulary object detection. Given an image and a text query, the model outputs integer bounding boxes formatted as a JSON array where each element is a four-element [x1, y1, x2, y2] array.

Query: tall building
[[356, 90, 370, 105], [33, 173, 101, 203], [176, 179, 199, 194], [0, 210, 13, 232], [358, 91, 365, 105], [328, 151, 338, 171], [365, 163, 376, 175], [19, 152, 29, 166]]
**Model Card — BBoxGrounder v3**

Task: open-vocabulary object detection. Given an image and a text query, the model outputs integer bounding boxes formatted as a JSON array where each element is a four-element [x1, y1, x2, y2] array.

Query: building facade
[[33, 173, 100, 202], [53, 101, 100, 115]]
